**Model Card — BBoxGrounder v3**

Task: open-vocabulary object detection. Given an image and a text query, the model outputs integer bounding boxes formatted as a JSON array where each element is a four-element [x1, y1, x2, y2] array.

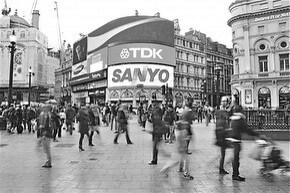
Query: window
[[279, 54, 289, 71], [20, 31, 25, 38], [280, 41, 287, 48], [279, 22, 286, 31], [259, 56, 268, 72], [273, 0, 281, 7], [258, 25, 264, 34], [260, 3, 268, 9], [259, 44, 266, 50]]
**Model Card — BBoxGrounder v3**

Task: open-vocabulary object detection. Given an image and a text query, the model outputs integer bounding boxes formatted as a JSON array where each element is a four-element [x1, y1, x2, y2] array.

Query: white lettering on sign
[[120, 48, 163, 59], [254, 12, 289, 22], [108, 64, 174, 88]]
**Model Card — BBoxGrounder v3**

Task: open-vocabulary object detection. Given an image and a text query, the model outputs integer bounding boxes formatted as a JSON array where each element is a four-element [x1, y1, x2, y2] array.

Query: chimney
[[31, 10, 40, 29]]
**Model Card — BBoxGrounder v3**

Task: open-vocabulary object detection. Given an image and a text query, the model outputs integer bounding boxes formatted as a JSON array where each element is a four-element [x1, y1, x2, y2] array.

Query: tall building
[[228, 0, 290, 109], [0, 4, 60, 105], [174, 20, 233, 107]]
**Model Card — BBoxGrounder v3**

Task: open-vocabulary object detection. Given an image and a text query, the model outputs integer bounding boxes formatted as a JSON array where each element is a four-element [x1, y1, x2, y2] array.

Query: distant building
[[0, 5, 60, 105], [228, 0, 290, 109]]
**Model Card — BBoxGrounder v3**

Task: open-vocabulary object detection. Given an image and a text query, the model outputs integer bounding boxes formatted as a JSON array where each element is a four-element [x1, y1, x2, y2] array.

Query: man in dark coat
[[229, 105, 261, 181], [76, 106, 90, 151]]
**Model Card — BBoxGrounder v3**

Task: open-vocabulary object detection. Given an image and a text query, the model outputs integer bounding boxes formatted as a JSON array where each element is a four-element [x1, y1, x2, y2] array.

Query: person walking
[[163, 104, 176, 143], [51, 106, 61, 142], [87, 104, 97, 146], [113, 104, 133, 145], [229, 105, 262, 181], [160, 119, 194, 180], [204, 102, 211, 126], [140, 103, 148, 131], [65, 104, 76, 135], [27, 106, 36, 133], [148, 103, 168, 165], [215, 96, 232, 175], [39, 104, 53, 168], [76, 106, 90, 151]]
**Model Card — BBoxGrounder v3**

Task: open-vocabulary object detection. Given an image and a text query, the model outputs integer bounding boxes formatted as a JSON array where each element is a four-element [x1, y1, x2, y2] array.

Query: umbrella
[[45, 99, 58, 105]]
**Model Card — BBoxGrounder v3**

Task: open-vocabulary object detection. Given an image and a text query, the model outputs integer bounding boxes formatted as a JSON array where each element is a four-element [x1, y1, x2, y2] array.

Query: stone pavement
[[0, 116, 289, 193]]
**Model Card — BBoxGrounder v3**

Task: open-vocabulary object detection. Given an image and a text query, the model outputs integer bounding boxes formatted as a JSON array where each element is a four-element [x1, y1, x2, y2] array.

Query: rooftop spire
[[2, 0, 11, 16]]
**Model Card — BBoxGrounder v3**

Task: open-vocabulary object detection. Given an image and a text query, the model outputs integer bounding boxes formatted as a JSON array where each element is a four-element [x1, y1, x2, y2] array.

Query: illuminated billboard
[[73, 37, 87, 65], [87, 47, 107, 73], [108, 43, 175, 66], [71, 61, 88, 78], [108, 64, 174, 88]]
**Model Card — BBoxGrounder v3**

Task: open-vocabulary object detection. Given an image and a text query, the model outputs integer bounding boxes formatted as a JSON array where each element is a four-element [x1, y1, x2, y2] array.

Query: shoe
[[232, 176, 245, 181], [183, 173, 194, 180], [148, 161, 157, 165], [113, 141, 118, 144], [53, 139, 58, 142], [114, 131, 118, 134], [219, 169, 229, 175], [89, 143, 94, 146], [127, 142, 133, 145], [165, 140, 169, 143], [187, 152, 192, 155], [79, 147, 85, 151], [42, 163, 52, 168]]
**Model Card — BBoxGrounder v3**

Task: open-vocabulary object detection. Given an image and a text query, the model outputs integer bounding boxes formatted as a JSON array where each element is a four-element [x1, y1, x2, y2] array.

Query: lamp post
[[8, 31, 17, 107], [214, 64, 222, 108], [28, 66, 35, 106]]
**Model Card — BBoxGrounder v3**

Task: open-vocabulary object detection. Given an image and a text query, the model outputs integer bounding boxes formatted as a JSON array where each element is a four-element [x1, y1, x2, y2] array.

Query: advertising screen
[[108, 64, 174, 88], [73, 37, 87, 65], [87, 47, 107, 73], [72, 61, 88, 79], [108, 43, 175, 66]]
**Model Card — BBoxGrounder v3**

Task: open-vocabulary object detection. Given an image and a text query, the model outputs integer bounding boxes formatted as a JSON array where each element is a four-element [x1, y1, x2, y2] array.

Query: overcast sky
[[5, 0, 234, 49]]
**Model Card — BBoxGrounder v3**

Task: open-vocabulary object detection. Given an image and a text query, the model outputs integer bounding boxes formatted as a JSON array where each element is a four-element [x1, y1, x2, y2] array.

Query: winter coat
[[65, 107, 76, 122], [76, 108, 90, 134], [117, 110, 128, 131], [230, 113, 259, 141], [151, 106, 168, 134], [163, 109, 176, 125]]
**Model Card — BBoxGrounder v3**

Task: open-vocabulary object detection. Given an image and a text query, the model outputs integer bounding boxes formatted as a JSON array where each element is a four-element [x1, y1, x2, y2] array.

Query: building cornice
[[227, 6, 290, 26]]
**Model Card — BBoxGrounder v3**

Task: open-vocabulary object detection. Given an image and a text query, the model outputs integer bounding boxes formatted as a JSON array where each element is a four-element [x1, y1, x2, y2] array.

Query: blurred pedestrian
[[65, 103, 76, 135], [160, 120, 194, 180], [39, 104, 53, 168], [182, 99, 196, 154], [113, 104, 133, 145], [51, 106, 61, 142], [76, 106, 90, 151], [163, 104, 176, 143]]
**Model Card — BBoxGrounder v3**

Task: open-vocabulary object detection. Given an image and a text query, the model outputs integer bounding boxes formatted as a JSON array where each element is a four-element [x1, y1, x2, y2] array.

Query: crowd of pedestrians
[[0, 96, 267, 181]]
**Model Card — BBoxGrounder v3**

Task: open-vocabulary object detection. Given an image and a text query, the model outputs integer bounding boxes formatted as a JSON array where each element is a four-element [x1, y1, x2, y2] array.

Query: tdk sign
[[120, 48, 163, 60]]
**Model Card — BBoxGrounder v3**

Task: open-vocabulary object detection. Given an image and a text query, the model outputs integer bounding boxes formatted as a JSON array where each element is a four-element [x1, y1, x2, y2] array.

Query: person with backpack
[[163, 104, 176, 143], [39, 104, 53, 168]]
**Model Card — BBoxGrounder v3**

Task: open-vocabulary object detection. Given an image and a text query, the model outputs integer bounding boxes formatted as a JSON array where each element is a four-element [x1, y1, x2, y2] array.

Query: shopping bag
[[248, 145, 263, 160]]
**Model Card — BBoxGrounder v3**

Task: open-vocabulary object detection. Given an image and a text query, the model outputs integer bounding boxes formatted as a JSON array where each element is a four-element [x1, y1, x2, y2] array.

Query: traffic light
[[161, 85, 166, 95], [201, 83, 206, 93]]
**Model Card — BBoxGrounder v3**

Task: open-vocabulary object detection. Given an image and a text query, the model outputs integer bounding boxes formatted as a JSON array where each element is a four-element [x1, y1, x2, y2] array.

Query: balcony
[[231, 71, 290, 81]]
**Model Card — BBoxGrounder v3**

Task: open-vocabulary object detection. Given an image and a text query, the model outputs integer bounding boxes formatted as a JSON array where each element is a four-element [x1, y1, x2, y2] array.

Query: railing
[[244, 109, 290, 130]]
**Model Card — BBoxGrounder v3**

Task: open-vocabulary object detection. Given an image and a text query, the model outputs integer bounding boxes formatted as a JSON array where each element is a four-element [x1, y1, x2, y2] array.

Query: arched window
[[110, 91, 119, 99], [279, 86, 290, 109], [258, 87, 271, 108], [121, 90, 133, 98]]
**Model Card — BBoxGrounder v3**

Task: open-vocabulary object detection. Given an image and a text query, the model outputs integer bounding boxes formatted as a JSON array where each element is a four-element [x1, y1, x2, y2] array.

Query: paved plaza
[[0, 116, 289, 193]]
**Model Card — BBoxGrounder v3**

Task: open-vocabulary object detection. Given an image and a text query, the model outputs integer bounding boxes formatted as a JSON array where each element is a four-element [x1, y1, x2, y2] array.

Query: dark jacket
[[151, 106, 167, 134], [76, 108, 90, 134], [117, 109, 128, 131], [230, 113, 259, 140], [39, 112, 52, 138], [163, 108, 176, 125]]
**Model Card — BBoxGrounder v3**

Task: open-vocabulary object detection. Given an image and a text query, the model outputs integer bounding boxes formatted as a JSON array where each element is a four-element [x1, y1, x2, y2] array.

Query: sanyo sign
[[108, 43, 175, 66], [108, 64, 174, 88]]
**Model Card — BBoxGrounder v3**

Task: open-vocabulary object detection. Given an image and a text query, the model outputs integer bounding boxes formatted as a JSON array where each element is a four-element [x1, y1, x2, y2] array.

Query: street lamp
[[28, 66, 35, 106], [214, 64, 222, 108], [8, 31, 17, 107]]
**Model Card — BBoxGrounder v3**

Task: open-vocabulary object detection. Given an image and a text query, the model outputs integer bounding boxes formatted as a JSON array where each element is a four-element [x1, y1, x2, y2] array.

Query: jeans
[[232, 142, 241, 177], [113, 124, 132, 144], [219, 146, 226, 171], [152, 134, 162, 162], [42, 137, 51, 164], [79, 132, 90, 147]]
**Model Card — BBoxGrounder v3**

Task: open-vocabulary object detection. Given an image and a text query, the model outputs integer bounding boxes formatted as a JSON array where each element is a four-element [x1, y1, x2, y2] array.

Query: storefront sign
[[108, 64, 174, 88], [72, 83, 88, 92], [70, 69, 107, 86], [254, 12, 289, 22], [108, 43, 175, 66]]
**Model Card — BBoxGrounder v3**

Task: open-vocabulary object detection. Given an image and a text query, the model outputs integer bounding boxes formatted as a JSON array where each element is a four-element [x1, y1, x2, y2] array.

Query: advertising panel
[[73, 37, 87, 65], [70, 69, 107, 86], [108, 43, 175, 66], [71, 61, 88, 79], [108, 64, 174, 88], [87, 47, 107, 73]]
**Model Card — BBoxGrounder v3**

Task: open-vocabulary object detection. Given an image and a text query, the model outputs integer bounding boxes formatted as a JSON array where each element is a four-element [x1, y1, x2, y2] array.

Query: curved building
[[71, 15, 175, 106], [228, 0, 290, 109]]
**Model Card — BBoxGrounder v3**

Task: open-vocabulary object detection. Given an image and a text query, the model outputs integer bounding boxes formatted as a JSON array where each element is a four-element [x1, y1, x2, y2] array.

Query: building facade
[[228, 0, 290, 109], [0, 6, 59, 105]]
